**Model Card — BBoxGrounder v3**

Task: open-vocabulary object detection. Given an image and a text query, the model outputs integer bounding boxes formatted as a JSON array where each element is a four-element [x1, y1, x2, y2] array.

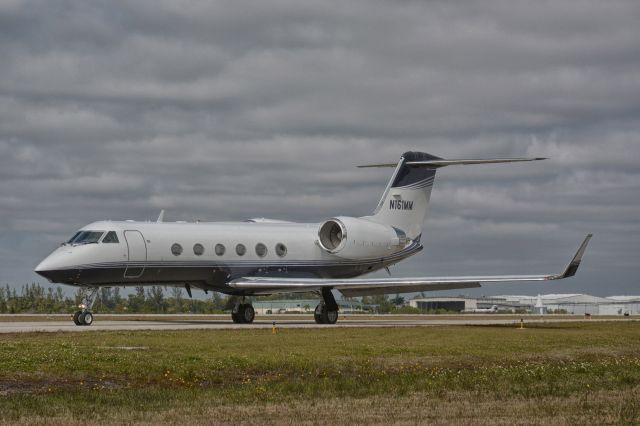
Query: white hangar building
[[409, 294, 640, 315], [495, 294, 640, 315]]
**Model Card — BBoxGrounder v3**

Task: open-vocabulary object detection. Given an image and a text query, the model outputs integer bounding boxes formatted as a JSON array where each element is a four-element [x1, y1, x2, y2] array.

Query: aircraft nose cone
[[34, 257, 56, 281], [34, 251, 73, 283], [34, 258, 48, 273], [34, 269, 53, 281]]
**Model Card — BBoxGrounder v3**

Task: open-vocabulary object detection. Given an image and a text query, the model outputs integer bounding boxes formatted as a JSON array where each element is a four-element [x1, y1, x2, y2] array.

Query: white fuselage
[[35, 219, 421, 295]]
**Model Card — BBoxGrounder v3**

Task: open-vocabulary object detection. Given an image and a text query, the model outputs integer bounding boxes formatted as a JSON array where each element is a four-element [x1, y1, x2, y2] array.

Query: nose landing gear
[[72, 287, 99, 326]]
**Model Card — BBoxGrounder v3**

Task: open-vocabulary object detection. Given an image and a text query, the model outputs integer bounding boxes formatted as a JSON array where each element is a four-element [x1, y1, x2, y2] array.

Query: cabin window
[[236, 244, 246, 256], [215, 244, 225, 256], [68, 231, 104, 245], [193, 243, 204, 256], [255, 243, 267, 257], [171, 243, 183, 256], [102, 231, 119, 244], [275, 242, 287, 257]]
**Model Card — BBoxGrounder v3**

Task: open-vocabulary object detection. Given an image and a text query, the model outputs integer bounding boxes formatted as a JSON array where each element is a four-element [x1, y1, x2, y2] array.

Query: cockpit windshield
[[66, 230, 104, 245], [65, 232, 81, 244]]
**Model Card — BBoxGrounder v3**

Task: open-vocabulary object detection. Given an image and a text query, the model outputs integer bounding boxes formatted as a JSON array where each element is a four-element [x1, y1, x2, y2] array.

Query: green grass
[[1, 322, 639, 424]]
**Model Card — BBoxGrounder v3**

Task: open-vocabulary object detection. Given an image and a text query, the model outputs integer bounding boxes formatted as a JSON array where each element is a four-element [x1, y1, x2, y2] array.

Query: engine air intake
[[318, 219, 346, 253]]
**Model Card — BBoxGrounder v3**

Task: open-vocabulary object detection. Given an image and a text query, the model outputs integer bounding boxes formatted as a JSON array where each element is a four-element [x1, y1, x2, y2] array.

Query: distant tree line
[[0, 283, 228, 314], [255, 293, 414, 314], [0, 283, 460, 315]]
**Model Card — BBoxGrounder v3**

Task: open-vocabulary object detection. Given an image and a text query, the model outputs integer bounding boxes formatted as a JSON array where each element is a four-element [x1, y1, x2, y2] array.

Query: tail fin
[[363, 152, 440, 240], [361, 152, 546, 240]]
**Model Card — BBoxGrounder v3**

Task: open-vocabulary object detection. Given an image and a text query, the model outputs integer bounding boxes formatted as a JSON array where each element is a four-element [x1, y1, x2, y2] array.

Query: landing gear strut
[[314, 288, 339, 325], [72, 287, 99, 326], [231, 298, 255, 324]]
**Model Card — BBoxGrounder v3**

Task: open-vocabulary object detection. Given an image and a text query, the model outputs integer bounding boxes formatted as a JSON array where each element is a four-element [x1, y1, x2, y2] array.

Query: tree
[[128, 286, 146, 312], [210, 292, 226, 311], [147, 286, 166, 313], [112, 287, 124, 312], [391, 293, 405, 306], [362, 294, 394, 313], [256, 292, 318, 301], [98, 288, 114, 311], [168, 287, 184, 313], [0, 286, 6, 313]]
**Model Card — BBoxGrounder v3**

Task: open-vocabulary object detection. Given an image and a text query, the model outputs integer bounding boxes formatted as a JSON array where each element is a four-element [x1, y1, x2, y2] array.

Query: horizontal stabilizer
[[229, 235, 592, 297], [359, 157, 547, 168]]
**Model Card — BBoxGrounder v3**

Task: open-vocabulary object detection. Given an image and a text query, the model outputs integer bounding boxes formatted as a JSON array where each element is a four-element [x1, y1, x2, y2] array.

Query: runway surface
[[1, 316, 635, 333]]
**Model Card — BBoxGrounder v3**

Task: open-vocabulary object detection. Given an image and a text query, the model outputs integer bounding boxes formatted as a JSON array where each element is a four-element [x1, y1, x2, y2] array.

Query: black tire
[[240, 304, 255, 324], [83, 312, 93, 326], [314, 304, 325, 324], [323, 309, 338, 325], [72, 311, 82, 326], [77, 312, 86, 326], [231, 311, 242, 323]]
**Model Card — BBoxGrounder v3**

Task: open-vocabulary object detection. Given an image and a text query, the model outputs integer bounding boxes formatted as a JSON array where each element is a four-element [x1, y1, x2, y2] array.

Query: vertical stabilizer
[[360, 152, 546, 241], [365, 152, 440, 240]]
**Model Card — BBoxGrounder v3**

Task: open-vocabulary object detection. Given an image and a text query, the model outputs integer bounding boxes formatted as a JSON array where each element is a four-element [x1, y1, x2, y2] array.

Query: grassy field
[[1, 322, 639, 425]]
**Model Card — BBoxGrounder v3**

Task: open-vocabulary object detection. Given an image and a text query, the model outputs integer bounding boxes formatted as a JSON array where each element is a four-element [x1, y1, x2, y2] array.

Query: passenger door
[[124, 230, 147, 278]]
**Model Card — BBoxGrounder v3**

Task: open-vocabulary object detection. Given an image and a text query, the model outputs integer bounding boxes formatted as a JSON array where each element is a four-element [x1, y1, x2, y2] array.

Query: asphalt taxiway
[[1, 316, 636, 333]]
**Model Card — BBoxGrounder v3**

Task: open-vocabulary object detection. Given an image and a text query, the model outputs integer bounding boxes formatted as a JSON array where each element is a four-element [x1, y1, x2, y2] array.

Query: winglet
[[551, 234, 592, 279], [156, 209, 165, 223]]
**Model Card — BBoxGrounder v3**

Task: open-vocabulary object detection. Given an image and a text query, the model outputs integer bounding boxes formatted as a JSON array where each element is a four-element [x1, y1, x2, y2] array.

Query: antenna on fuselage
[[156, 209, 165, 223]]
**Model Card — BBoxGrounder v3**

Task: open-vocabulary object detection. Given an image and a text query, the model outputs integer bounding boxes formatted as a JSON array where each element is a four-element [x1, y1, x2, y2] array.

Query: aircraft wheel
[[231, 311, 243, 323], [240, 304, 255, 324], [82, 312, 94, 326], [314, 304, 325, 324], [73, 311, 83, 326], [323, 309, 338, 325]]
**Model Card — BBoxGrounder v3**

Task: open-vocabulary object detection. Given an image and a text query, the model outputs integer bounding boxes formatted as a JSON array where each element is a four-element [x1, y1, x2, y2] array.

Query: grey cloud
[[0, 0, 639, 296]]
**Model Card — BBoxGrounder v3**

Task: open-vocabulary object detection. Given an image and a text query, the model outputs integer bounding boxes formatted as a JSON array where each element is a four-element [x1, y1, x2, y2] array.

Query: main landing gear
[[228, 289, 339, 325], [73, 287, 99, 326], [231, 298, 255, 324], [314, 288, 339, 325]]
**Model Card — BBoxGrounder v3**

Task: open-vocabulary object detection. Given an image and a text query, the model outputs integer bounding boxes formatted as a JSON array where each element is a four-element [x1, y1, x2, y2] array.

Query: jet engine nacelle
[[317, 216, 407, 259]]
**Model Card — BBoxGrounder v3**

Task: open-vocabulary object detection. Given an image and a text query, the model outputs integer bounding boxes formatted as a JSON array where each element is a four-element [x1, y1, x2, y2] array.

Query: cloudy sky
[[1, 0, 639, 297]]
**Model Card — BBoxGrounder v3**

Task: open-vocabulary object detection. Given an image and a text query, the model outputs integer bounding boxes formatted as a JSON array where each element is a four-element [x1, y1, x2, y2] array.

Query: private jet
[[35, 151, 592, 326]]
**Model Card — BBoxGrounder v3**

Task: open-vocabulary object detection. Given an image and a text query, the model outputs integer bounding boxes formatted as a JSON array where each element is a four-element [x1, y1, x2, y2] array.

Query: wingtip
[[558, 234, 593, 279]]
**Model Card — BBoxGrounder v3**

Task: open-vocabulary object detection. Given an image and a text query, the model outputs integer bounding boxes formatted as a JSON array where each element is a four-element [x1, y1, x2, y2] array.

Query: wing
[[229, 234, 592, 297]]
